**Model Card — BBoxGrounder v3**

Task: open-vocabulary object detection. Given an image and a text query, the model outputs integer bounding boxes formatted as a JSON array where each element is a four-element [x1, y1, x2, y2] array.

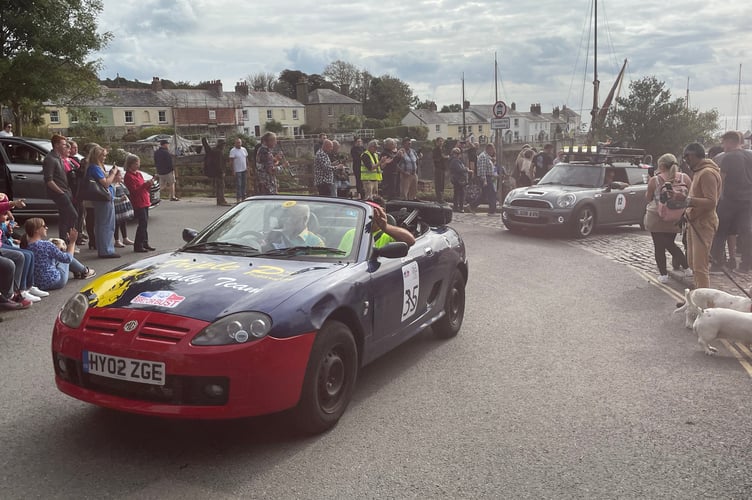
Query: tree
[[265, 119, 284, 134], [603, 77, 719, 158], [246, 72, 277, 91], [414, 100, 436, 110], [275, 69, 308, 99], [363, 74, 417, 121], [323, 60, 359, 96], [440, 104, 462, 112], [337, 114, 364, 131], [0, 0, 112, 134]]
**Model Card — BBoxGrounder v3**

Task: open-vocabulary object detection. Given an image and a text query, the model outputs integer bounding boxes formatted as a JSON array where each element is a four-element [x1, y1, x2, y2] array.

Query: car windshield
[[183, 198, 366, 261], [537, 164, 603, 188]]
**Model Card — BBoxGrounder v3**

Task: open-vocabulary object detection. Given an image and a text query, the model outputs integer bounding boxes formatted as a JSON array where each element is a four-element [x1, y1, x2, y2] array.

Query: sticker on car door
[[615, 193, 626, 214], [401, 261, 419, 321]]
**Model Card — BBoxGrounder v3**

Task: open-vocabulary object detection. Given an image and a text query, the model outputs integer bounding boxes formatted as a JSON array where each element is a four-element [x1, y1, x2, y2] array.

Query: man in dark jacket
[[432, 138, 449, 203], [202, 137, 229, 206], [154, 140, 178, 201], [350, 137, 365, 199], [43, 134, 77, 244]]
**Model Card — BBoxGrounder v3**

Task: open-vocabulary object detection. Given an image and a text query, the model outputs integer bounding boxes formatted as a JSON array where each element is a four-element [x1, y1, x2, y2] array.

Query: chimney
[[296, 78, 308, 104], [208, 80, 223, 97], [511, 102, 516, 111], [235, 81, 249, 96], [340, 83, 350, 96], [553, 106, 560, 119], [429, 101, 437, 112], [151, 77, 162, 91]]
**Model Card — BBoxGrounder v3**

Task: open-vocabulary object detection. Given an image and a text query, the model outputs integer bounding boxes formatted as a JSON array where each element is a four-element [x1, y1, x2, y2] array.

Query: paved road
[[1, 199, 750, 498]]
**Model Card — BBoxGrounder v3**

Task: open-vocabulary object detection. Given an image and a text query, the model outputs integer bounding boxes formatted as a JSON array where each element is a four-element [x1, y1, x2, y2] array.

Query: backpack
[[655, 173, 689, 222]]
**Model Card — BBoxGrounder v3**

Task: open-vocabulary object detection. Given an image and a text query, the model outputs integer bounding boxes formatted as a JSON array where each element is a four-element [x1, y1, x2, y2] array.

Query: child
[[112, 168, 134, 247]]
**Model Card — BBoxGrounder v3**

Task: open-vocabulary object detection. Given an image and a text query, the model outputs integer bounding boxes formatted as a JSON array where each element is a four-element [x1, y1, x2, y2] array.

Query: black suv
[[501, 146, 651, 237]]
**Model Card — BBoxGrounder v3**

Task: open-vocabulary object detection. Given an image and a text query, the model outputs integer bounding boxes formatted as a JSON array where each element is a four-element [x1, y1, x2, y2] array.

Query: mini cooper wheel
[[433, 269, 466, 339], [503, 221, 522, 234], [571, 205, 596, 238], [294, 320, 358, 434]]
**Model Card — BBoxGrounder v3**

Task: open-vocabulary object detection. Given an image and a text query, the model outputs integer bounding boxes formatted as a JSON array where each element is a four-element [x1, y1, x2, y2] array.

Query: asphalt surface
[[1, 198, 750, 499]]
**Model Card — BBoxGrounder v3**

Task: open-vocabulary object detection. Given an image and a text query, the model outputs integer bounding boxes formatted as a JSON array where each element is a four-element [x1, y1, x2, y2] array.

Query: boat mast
[[735, 63, 742, 130], [589, 0, 600, 139]]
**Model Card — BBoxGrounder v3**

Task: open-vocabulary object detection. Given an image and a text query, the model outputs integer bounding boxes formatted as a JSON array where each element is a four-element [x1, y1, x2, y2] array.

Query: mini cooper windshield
[[537, 165, 603, 188]]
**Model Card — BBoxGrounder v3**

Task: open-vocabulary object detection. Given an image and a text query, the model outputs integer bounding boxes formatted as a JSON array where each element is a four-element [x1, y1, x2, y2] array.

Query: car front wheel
[[571, 205, 596, 238], [433, 269, 466, 339], [293, 320, 358, 434]]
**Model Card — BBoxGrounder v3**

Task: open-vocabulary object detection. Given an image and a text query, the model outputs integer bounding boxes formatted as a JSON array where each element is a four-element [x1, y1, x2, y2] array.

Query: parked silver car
[[0, 137, 160, 218], [501, 147, 651, 238]]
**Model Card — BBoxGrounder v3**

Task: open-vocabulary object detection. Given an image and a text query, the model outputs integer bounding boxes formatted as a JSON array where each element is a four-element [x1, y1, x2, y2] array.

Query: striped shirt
[[476, 151, 494, 177]]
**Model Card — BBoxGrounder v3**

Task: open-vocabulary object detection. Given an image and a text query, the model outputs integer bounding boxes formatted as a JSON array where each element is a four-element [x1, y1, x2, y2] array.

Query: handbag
[[81, 176, 112, 202], [114, 194, 134, 222]]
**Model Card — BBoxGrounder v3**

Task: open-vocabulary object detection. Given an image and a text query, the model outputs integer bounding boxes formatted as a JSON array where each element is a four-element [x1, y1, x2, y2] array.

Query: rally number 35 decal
[[401, 262, 420, 321]]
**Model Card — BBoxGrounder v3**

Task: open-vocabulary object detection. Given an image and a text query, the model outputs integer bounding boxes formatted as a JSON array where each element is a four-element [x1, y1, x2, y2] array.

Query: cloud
[[93, 0, 752, 120]]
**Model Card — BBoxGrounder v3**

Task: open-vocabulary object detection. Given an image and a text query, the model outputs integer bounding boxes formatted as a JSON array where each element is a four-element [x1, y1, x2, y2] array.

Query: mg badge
[[123, 320, 138, 332]]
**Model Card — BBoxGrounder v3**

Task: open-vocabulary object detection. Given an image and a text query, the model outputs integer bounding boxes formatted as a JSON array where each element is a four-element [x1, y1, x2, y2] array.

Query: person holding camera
[[644, 153, 693, 283]]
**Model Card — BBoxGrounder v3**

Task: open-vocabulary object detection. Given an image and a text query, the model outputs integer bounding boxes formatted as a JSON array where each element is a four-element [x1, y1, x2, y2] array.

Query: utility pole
[[461, 72, 466, 141]]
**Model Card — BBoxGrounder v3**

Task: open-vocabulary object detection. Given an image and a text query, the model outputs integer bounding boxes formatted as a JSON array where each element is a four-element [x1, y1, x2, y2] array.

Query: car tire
[[293, 320, 358, 434], [571, 205, 596, 238], [433, 269, 466, 339]]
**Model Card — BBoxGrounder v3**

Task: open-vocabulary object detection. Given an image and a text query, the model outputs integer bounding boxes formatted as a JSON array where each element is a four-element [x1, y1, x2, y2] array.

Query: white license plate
[[516, 209, 539, 218], [83, 350, 166, 386]]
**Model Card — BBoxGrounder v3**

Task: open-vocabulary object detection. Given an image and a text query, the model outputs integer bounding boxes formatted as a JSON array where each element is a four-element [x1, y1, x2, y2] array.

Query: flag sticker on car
[[130, 291, 186, 308]]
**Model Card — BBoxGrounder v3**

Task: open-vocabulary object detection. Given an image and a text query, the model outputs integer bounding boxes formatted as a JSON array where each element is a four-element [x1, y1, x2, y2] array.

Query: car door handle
[[424, 247, 434, 256], [13, 174, 28, 180], [628, 191, 637, 195]]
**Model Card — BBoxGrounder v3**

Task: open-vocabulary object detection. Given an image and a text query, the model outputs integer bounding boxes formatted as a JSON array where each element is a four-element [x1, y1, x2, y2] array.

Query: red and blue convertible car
[[52, 196, 468, 433]]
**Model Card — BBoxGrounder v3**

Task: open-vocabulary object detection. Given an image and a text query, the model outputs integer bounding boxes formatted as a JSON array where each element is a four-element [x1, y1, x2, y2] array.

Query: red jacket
[[124, 171, 150, 209]]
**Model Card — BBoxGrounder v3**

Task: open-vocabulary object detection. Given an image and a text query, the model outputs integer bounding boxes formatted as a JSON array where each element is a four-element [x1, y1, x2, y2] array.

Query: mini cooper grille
[[510, 199, 553, 209]]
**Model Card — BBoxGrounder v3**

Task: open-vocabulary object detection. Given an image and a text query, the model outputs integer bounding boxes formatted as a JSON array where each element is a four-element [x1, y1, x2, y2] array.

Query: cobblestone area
[[452, 211, 752, 298]]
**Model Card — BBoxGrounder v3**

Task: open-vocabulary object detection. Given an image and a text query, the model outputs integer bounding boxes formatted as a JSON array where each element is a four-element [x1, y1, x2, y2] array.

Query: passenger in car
[[337, 196, 416, 252], [270, 203, 325, 248]]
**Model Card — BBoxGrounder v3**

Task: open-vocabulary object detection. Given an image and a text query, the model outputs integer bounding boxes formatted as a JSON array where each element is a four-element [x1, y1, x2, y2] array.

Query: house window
[[514, 118, 519, 127], [158, 110, 167, 123], [292, 109, 298, 120], [293, 127, 300, 137], [49, 110, 60, 123], [435, 124, 440, 132], [242, 110, 248, 120], [90, 112, 99, 123], [70, 112, 79, 123], [124, 111, 134, 124], [327, 106, 333, 116], [266, 110, 273, 119], [478, 125, 483, 133], [244, 128, 250, 135], [468, 126, 472, 133], [209, 109, 216, 120], [143, 110, 150, 123]]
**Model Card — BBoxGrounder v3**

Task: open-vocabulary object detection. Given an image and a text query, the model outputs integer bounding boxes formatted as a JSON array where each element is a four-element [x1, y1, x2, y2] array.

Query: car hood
[[511, 184, 592, 199], [78, 252, 346, 322]]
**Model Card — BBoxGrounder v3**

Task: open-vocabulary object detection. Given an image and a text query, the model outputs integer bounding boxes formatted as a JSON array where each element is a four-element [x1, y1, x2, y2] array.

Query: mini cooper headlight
[[59, 293, 89, 328], [503, 189, 519, 205], [192, 312, 272, 346], [557, 193, 577, 208]]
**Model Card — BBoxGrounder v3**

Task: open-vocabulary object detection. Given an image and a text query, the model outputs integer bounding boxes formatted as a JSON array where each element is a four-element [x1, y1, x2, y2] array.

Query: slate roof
[[306, 89, 360, 105]]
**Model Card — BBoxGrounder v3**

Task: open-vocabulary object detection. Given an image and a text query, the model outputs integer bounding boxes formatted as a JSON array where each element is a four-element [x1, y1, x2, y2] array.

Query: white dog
[[674, 288, 752, 328], [692, 307, 752, 355]]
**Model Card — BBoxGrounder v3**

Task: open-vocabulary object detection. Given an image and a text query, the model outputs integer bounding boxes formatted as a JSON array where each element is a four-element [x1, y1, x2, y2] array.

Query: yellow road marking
[[720, 340, 752, 378]]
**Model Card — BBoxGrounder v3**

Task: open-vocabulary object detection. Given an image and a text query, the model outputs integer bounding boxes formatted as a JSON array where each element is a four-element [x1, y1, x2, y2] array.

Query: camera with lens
[[659, 182, 672, 204]]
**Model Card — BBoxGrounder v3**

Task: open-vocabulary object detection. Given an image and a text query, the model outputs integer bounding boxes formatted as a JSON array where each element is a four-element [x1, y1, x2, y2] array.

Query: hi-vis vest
[[361, 150, 382, 181]]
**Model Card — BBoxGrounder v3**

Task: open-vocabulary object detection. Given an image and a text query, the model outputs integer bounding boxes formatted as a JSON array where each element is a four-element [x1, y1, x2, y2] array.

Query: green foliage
[[363, 75, 417, 120], [414, 100, 437, 110], [603, 76, 719, 158], [106, 148, 128, 167], [265, 119, 284, 134], [363, 118, 385, 129], [229, 132, 257, 148], [337, 114, 364, 131], [0, 0, 111, 133]]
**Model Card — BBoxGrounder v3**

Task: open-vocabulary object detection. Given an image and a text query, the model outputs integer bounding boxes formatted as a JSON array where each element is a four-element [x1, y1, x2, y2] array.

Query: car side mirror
[[182, 228, 198, 243], [371, 242, 409, 260]]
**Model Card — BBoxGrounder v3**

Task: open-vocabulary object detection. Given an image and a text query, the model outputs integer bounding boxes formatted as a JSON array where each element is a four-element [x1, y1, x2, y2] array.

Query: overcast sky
[[96, 0, 752, 129]]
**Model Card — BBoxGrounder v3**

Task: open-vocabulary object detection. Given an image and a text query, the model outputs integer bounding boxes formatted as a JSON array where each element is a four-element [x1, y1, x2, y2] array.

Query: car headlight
[[59, 293, 89, 328], [192, 312, 272, 346], [557, 193, 577, 208], [503, 189, 519, 205]]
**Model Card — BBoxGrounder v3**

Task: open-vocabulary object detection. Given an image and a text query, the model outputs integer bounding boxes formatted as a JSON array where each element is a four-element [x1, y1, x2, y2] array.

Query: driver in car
[[270, 202, 324, 248]]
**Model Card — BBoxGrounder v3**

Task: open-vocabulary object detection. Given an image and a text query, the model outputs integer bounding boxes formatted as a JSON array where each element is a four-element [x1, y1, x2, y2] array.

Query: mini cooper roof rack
[[562, 145, 646, 165]]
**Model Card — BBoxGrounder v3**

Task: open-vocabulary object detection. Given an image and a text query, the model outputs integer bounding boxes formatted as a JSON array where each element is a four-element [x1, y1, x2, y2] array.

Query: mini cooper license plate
[[83, 350, 166, 386], [516, 209, 539, 218]]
